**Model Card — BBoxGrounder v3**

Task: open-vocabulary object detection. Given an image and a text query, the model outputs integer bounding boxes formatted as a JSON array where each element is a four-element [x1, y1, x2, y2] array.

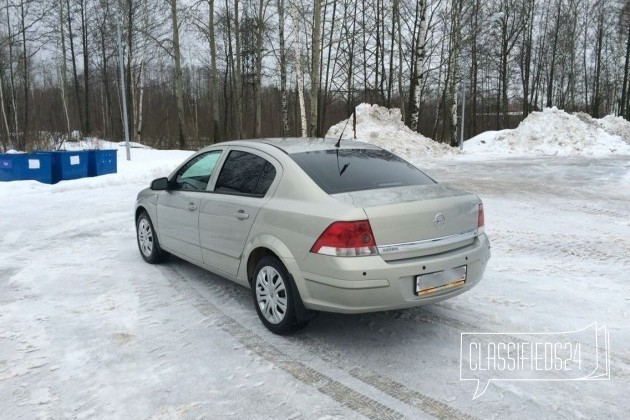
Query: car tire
[[251, 256, 308, 335], [136, 211, 168, 264]]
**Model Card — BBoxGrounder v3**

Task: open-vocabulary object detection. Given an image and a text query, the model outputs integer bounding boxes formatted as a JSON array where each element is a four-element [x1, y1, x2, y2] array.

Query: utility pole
[[116, 15, 131, 161]]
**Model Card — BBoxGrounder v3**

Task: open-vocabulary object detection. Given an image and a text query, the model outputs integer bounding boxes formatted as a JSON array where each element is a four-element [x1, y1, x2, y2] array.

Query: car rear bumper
[[292, 233, 490, 313]]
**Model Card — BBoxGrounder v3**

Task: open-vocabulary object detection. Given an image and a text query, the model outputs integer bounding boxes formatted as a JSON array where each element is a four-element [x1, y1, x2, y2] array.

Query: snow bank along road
[[0, 153, 628, 419]]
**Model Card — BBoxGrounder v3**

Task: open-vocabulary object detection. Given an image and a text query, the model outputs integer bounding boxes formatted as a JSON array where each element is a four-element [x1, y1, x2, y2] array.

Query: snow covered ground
[[1, 142, 628, 419]]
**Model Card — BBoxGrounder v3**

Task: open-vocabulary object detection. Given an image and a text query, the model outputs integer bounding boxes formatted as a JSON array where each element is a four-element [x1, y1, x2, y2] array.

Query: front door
[[157, 150, 223, 262]]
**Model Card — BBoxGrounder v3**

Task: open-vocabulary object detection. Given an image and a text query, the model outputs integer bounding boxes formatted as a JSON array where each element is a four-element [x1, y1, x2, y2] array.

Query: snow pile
[[326, 103, 456, 160], [465, 107, 630, 156], [596, 115, 630, 145]]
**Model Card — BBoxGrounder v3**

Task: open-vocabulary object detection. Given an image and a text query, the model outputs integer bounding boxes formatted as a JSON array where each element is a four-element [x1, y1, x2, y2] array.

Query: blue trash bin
[[36, 151, 89, 183], [87, 149, 118, 177], [0, 153, 53, 184]]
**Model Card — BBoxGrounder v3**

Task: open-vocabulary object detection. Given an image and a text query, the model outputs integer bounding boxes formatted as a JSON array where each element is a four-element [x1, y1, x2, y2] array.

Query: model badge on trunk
[[433, 213, 446, 229]]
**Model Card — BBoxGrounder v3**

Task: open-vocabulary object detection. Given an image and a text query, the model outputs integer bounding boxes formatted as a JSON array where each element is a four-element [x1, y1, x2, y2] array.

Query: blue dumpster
[[36, 151, 89, 183], [87, 149, 118, 177], [0, 153, 53, 184]]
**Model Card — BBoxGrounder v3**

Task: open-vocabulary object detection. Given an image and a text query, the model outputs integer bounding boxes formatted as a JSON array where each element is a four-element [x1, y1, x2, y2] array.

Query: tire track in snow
[[555, 202, 630, 220], [384, 306, 630, 372], [489, 228, 630, 267], [288, 334, 477, 420], [164, 264, 476, 420], [164, 265, 405, 420]]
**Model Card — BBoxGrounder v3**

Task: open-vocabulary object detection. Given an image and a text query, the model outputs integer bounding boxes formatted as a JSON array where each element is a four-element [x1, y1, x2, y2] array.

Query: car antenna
[[335, 112, 352, 148]]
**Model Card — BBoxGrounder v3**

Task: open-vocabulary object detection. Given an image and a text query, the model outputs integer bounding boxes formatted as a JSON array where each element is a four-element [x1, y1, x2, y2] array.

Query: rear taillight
[[310, 220, 378, 257], [477, 202, 485, 233]]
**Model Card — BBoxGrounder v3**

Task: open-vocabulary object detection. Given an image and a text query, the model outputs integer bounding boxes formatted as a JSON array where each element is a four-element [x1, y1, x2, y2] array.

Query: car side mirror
[[150, 177, 169, 191]]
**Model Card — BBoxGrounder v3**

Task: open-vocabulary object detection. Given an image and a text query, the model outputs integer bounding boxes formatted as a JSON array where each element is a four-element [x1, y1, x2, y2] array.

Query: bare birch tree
[[290, 0, 306, 137], [409, 0, 427, 132], [278, 0, 289, 136], [310, 0, 321, 137], [169, 0, 186, 148]]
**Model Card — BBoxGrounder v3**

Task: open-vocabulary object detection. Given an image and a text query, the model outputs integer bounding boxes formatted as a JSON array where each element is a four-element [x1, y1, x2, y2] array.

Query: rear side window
[[290, 148, 435, 194], [215, 150, 277, 196]]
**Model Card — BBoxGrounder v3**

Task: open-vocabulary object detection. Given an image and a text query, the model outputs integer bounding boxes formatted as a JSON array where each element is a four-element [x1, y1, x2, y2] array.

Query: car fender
[[240, 233, 307, 296], [136, 191, 159, 226]]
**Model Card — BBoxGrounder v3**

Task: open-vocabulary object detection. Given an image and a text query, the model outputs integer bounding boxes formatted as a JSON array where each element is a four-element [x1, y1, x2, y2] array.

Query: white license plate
[[415, 266, 467, 296]]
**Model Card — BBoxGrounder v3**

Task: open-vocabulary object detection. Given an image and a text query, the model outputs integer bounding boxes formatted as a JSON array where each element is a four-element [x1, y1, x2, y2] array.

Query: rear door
[[157, 150, 223, 262], [199, 148, 279, 276]]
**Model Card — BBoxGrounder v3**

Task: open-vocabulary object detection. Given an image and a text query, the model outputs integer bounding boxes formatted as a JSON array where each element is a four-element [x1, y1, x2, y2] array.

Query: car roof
[[204, 137, 381, 155]]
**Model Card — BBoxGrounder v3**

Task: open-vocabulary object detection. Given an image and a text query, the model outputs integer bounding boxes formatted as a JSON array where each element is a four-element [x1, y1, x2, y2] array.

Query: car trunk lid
[[332, 184, 480, 260]]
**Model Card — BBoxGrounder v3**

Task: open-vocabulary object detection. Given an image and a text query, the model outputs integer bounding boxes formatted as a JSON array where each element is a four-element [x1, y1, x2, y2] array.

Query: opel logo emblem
[[433, 213, 446, 230]]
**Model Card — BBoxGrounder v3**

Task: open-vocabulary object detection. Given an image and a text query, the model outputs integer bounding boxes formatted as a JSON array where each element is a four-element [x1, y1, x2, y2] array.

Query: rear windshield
[[289, 148, 435, 194]]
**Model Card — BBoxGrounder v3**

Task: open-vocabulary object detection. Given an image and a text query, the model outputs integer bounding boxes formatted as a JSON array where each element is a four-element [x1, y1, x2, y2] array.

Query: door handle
[[187, 202, 198, 211], [233, 210, 249, 220]]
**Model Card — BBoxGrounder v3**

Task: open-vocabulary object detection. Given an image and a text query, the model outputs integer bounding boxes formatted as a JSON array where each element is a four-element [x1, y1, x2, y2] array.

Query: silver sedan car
[[135, 138, 490, 334]]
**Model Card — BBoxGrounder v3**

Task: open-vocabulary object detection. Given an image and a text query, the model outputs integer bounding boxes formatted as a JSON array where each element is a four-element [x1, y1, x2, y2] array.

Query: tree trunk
[[99, 13, 113, 140], [66, 0, 84, 136], [471, 0, 479, 135], [136, 0, 150, 143], [409, 0, 426, 132], [224, 0, 234, 139], [310, 0, 321, 137], [4, 2, 17, 148], [79, 0, 89, 134], [520, 0, 534, 119], [290, 0, 307, 137], [320, 0, 336, 134], [501, 38, 509, 128], [278, 0, 289, 136], [208, 0, 219, 142], [620, 23, 630, 118], [547, 0, 562, 108], [127, 0, 137, 141], [432, 31, 447, 140], [136, 61, 145, 143], [170, 0, 186, 148], [592, 11, 604, 117], [254, 0, 264, 138], [395, 0, 404, 119], [58, 0, 71, 141], [0, 67, 11, 152], [387, 0, 396, 107], [233, 0, 242, 138], [317, 0, 327, 134], [375, 0, 380, 102], [19, 0, 29, 148], [447, 0, 463, 146]]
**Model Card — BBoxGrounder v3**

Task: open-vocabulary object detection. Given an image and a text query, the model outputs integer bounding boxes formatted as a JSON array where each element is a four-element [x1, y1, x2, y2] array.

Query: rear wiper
[[336, 147, 350, 176]]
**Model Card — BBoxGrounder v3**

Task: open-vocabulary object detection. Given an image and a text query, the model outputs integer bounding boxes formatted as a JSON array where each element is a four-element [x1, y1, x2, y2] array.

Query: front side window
[[173, 151, 222, 191], [215, 150, 277, 196]]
